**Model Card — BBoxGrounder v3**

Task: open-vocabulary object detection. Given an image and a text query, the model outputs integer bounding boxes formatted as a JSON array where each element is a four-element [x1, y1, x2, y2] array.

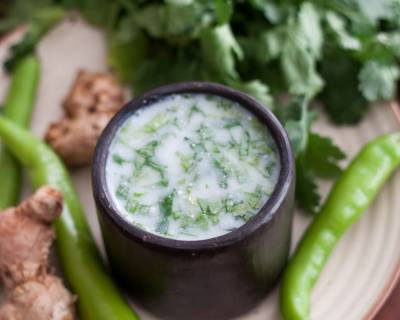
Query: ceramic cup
[[92, 82, 295, 320]]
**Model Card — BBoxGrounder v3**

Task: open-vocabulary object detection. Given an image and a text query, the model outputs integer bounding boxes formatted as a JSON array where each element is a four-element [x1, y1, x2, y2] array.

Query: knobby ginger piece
[[0, 275, 75, 320], [63, 70, 123, 116], [45, 112, 114, 167], [45, 70, 124, 167], [0, 187, 62, 287], [0, 186, 75, 320]]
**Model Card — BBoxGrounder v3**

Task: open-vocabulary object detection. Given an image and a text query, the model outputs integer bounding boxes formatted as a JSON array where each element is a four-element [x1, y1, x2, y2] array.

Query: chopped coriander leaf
[[156, 191, 175, 234], [125, 198, 150, 216], [116, 180, 130, 200], [133, 156, 145, 173], [178, 214, 196, 230], [212, 157, 230, 189], [196, 124, 213, 140], [135, 140, 168, 186], [245, 186, 263, 209], [177, 152, 193, 172], [248, 156, 260, 166], [186, 137, 206, 153], [252, 140, 273, 155], [189, 104, 205, 119], [205, 94, 217, 102], [171, 117, 181, 129], [224, 118, 241, 128], [239, 131, 250, 159], [197, 199, 221, 224], [125, 198, 139, 214], [224, 196, 251, 220], [136, 141, 159, 157], [195, 213, 210, 230], [216, 98, 233, 110], [146, 159, 169, 187], [265, 161, 276, 178], [112, 154, 127, 165], [142, 113, 169, 133]]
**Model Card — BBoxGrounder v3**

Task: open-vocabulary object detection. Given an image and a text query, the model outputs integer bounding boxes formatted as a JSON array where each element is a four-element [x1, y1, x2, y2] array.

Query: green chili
[[280, 133, 400, 320], [0, 55, 39, 209], [0, 116, 139, 320]]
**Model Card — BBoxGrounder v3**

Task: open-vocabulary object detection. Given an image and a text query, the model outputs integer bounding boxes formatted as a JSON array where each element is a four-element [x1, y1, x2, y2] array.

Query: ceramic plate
[[1, 17, 399, 320]]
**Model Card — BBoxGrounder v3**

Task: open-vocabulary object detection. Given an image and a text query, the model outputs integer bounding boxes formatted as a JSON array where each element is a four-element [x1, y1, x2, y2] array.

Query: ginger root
[[45, 70, 124, 167], [0, 276, 74, 320], [0, 187, 75, 320]]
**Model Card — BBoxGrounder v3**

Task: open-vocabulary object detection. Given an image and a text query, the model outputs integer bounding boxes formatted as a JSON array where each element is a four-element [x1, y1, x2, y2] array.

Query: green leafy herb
[[305, 133, 346, 178], [116, 180, 129, 201], [324, 11, 361, 51], [107, 16, 148, 84], [359, 60, 400, 102], [215, 0, 233, 25], [5, 6, 65, 71], [135, 141, 168, 186], [245, 186, 263, 209], [112, 154, 127, 165], [239, 131, 250, 159], [188, 104, 205, 119], [142, 113, 169, 133], [319, 48, 370, 125], [156, 191, 175, 234], [212, 156, 230, 189], [283, 97, 316, 157], [125, 198, 150, 216], [200, 24, 243, 81], [280, 97, 345, 213], [177, 152, 192, 172], [295, 159, 320, 214], [5, 0, 398, 215], [223, 118, 241, 129], [197, 198, 221, 224], [224, 196, 251, 220]]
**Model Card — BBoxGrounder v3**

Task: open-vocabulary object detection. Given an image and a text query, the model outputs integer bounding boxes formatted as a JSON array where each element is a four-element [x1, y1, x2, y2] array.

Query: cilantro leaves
[[280, 97, 346, 213], [319, 48, 370, 125], [359, 60, 400, 102], [294, 133, 346, 214], [200, 24, 243, 81], [4, 6, 65, 71], [4, 0, 399, 215], [305, 133, 346, 178]]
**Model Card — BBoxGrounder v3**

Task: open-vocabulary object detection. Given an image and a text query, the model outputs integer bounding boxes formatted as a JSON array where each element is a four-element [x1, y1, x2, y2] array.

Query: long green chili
[[0, 55, 39, 209], [0, 116, 139, 320], [280, 132, 400, 320]]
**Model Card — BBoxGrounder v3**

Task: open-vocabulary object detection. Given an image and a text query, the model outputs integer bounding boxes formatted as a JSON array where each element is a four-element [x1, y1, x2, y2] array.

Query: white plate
[[1, 17, 399, 320]]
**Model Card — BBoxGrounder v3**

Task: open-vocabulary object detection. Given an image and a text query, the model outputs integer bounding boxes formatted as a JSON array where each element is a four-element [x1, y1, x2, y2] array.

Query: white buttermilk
[[106, 94, 280, 240]]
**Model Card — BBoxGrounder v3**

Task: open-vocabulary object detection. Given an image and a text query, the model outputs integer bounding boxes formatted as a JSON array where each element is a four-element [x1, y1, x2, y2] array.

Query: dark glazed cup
[[92, 82, 295, 320]]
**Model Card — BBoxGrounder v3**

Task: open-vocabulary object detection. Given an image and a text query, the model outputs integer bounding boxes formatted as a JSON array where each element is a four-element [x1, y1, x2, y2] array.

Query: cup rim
[[92, 81, 294, 252]]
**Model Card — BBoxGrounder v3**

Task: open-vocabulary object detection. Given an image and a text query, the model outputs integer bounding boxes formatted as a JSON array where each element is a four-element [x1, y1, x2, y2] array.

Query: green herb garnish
[[156, 191, 175, 234], [135, 141, 168, 187], [142, 113, 169, 133]]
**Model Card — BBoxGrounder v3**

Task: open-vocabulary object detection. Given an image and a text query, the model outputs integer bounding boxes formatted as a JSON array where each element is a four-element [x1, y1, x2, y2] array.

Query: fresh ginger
[[0, 275, 74, 320], [45, 70, 124, 167], [0, 186, 75, 320]]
